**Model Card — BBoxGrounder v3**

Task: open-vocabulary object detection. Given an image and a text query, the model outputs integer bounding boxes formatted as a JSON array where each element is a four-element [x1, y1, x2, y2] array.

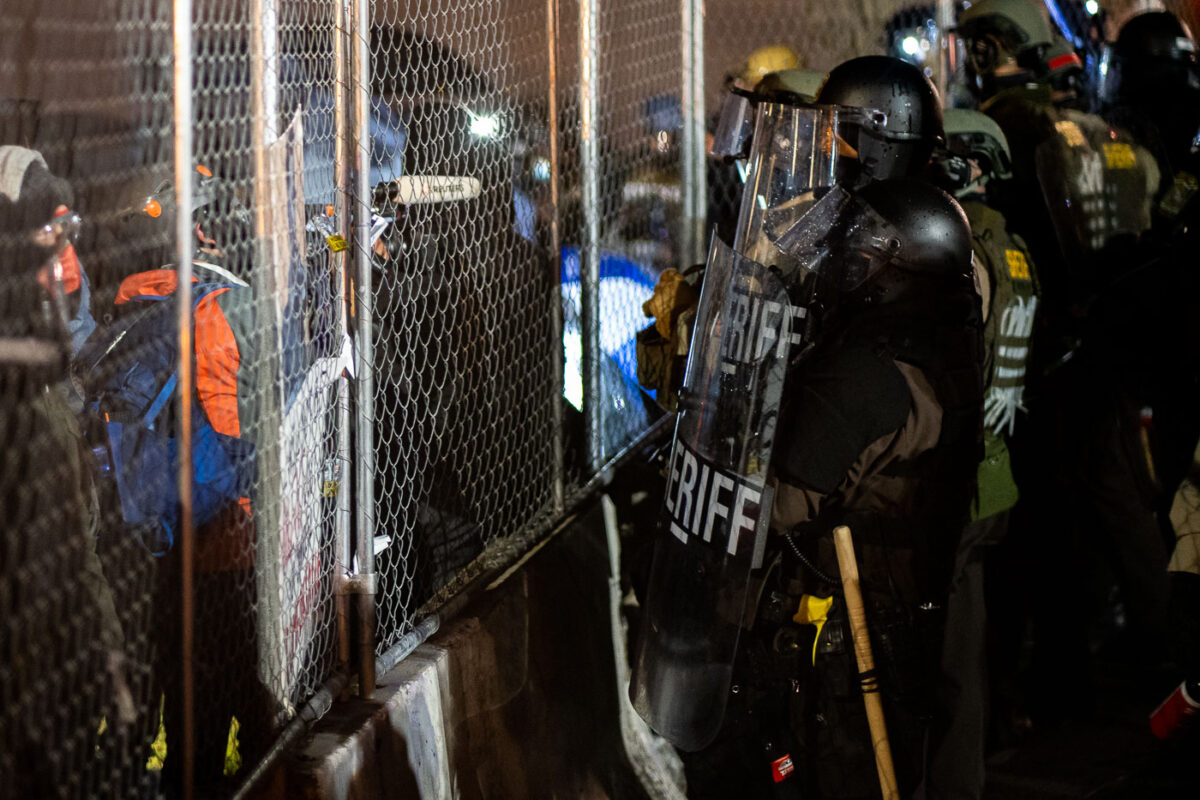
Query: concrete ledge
[[279, 501, 652, 800]]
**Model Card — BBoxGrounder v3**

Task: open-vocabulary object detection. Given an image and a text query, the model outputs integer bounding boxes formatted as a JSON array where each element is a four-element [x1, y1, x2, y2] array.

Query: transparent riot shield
[[628, 237, 796, 751], [1034, 110, 1158, 271], [733, 101, 884, 268]]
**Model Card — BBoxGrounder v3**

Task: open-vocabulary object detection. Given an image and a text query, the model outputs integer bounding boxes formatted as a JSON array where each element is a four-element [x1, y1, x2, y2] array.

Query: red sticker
[[771, 754, 795, 783]]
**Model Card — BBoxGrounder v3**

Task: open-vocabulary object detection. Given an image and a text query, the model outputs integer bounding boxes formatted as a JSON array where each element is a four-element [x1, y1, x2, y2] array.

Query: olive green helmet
[[943, 107, 1012, 181], [955, 0, 1055, 57]]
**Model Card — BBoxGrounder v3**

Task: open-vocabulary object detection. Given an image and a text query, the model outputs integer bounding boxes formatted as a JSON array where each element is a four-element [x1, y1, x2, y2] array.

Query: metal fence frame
[[227, 0, 693, 789]]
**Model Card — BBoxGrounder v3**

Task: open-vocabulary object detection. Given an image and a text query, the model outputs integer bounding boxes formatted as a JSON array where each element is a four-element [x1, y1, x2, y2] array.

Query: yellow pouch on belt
[[794, 593, 834, 665]]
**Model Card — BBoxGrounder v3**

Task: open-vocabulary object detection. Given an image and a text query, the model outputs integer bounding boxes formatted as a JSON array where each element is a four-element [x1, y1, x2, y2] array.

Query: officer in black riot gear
[[767, 179, 983, 800], [926, 108, 1039, 797], [1098, 12, 1200, 688], [955, 0, 1170, 727], [631, 56, 983, 799], [1100, 10, 1200, 191]]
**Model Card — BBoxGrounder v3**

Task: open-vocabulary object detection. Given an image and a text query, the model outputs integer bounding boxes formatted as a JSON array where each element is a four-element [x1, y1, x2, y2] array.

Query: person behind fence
[[79, 163, 274, 793], [0, 144, 133, 797], [954, 0, 1168, 728], [369, 79, 556, 603], [613, 93, 684, 273], [924, 109, 1039, 799], [630, 56, 984, 799]]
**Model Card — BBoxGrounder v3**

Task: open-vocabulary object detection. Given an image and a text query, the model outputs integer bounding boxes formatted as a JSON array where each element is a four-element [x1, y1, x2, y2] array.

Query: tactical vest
[[792, 281, 985, 607], [1033, 108, 1160, 288], [962, 200, 1038, 520], [966, 201, 1038, 414], [778, 288, 984, 799]]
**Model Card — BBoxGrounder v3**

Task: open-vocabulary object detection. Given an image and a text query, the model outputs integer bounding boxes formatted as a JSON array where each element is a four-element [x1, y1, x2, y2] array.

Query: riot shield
[[1034, 110, 1159, 273], [733, 101, 884, 269], [629, 237, 796, 751]]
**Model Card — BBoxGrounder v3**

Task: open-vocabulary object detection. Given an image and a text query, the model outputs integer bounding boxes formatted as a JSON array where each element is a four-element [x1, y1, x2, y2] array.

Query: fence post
[[350, 0, 378, 697], [171, 0, 195, 793], [334, 0, 355, 691], [936, 0, 956, 104], [679, 0, 695, 266], [547, 0, 565, 513], [250, 0, 287, 717], [580, 0, 603, 470], [683, 0, 707, 266]]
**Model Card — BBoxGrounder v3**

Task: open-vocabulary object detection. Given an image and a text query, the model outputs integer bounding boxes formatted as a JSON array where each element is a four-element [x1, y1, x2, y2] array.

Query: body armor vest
[[964, 200, 1038, 436], [777, 287, 983, 798], [793, 281, 985, 608], [1033, 108, 1159, 288], [963, 200, 1038, 520]]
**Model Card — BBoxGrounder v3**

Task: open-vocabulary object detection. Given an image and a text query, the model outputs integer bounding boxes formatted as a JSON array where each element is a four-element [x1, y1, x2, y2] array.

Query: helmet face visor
[[771, 187, 901, 290], [711, 91, 757, 160], [733, 101, 885, 266], [831, 197, 903, 292]]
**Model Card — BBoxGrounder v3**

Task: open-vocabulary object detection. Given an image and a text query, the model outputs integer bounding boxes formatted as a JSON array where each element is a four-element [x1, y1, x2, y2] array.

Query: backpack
[[78, 282, 256, 556]]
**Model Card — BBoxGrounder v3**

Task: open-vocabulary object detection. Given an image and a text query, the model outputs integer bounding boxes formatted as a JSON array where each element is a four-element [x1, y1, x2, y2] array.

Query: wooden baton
[[832, 524, 900, 800]]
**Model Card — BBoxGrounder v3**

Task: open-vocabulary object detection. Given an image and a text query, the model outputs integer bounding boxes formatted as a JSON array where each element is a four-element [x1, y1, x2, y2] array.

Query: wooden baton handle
[[833, 524, 900, 800]]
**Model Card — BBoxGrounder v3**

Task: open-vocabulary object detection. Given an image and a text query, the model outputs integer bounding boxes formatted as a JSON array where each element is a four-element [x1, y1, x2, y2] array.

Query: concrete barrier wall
[[280, 501, 659, 800]]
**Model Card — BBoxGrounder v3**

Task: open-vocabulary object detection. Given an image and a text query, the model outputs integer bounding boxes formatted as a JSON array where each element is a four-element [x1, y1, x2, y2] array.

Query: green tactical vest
[[963, 200, 1039, 521], [1033, 109, 1160, 274]]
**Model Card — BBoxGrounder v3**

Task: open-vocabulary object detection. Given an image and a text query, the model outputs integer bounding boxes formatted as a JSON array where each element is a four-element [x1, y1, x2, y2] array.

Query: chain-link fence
[[1, 0, 349, 794], [3, 0, 1196, 796], [1, 0, 685, 792], [365, 2, 562, 653]]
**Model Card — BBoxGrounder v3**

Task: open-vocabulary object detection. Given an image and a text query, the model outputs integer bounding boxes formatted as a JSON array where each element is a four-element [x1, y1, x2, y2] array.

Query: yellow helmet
[[755, 68, 827, 102], [735, 45, 800, 88]]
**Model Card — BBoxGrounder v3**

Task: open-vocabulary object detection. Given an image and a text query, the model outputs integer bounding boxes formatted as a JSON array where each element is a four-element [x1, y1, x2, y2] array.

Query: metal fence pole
[[171, 0, 195, 794], [580, 0, 603, 470], [686, 0, 707, 266], [334, 0, 355, 689], [251, 0, 287, 714], [350, 0, 378, 697], [679, 0, 696, 267], [936, 0, 956, 104], [547, 0, 565, 512]]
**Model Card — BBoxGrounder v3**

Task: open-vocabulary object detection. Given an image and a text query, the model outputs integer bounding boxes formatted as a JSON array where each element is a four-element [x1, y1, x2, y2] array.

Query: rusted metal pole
[[333, 0, 354, 696], [350, 0, 377, 697], [547, 0, 565, 514], [579, 0, 603, 469], [171, 0, 195, 793]]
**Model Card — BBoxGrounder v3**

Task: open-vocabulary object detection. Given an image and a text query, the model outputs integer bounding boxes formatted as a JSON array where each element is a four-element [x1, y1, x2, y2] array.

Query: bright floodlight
[[466, 109, 501, 139]]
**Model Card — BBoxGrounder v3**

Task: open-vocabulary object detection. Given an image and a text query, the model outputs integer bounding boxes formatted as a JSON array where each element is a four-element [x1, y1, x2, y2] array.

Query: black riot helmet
[[815, 55, 944, 182], [840, 178, 974, 309], [1110, 11, 1200, 102]]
